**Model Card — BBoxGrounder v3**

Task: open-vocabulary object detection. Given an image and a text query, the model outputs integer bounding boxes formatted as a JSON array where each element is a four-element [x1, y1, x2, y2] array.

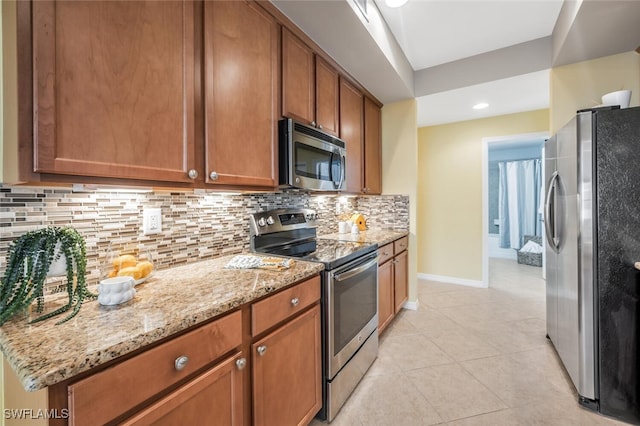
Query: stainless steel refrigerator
[[544, 106, 640, 423]]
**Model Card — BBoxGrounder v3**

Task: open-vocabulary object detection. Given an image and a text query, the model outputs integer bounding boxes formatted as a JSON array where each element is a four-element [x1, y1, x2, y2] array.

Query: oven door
[[325, 252, 378, 379]]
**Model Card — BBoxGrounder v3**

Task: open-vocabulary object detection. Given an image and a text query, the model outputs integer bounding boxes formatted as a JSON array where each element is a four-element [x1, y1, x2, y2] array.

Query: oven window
[[294, 142, 333, 180], [333, 262, 377, 353]]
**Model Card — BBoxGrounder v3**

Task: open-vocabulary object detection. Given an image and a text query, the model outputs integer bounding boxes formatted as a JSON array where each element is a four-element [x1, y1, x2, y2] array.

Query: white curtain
[[498, 159, 542, 249]]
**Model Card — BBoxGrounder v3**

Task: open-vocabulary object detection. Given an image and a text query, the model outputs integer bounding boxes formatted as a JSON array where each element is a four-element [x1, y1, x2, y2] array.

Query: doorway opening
[[482, 132, 548, 288]]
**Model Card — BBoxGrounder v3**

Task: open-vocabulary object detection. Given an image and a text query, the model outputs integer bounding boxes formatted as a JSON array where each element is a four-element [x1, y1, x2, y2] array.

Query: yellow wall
[[418, 109, 549, 281], [381, 99, 418, 305], [550, 51, 640, 133]]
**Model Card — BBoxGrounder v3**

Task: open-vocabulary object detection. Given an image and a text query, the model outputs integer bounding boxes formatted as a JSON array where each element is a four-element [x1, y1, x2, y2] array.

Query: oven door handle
[[333, 258, 378, 282]]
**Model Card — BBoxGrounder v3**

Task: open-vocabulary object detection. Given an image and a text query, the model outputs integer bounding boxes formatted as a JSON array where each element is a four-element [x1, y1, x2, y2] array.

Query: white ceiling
[[417, 69, 550, 126], [273, 0, 640, 127], [373, 0, 562, 126], [373, 0, 563, 71]]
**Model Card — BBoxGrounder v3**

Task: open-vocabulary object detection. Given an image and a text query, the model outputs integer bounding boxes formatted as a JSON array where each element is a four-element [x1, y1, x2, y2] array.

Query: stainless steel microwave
[[279, 118, 346, 191]]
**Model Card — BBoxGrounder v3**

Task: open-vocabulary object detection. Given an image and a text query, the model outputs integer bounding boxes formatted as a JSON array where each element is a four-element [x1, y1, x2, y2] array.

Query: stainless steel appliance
[[544, 106, 640, 423], [279, 118, 347, 191], [250, 208, 378, 422]]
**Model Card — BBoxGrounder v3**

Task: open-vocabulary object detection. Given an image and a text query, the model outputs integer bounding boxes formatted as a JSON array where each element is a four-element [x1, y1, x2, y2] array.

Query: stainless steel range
[[250, 208, 378, 422]]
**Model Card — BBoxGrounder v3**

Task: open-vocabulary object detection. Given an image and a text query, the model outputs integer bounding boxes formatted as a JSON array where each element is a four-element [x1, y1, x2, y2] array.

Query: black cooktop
[[300, 238, 376, 270], [249, 208, 377, 270]]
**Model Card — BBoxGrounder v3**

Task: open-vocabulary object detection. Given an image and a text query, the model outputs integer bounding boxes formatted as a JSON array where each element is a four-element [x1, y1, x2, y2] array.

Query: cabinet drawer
[[68, 310, 242, 426], [394, 236, 408, 254], [378, 243, 394, 265], [252, 275, 320, 336]]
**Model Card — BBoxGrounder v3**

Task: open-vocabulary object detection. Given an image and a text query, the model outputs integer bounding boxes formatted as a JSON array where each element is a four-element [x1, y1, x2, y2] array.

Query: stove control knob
[[257, 217, 267, 227], [266, 216, 275, 225]]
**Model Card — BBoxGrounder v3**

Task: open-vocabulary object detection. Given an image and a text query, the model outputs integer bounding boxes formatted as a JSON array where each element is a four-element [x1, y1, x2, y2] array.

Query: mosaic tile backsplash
[[0, 185, 409, 288]]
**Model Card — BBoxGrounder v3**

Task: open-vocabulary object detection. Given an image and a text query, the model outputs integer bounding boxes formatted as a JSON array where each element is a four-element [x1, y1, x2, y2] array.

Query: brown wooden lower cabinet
[[377, 236, 409, 335], [121, 352, 245, 426], [252, 305, 322, 426], [46, 275, 321, 426]]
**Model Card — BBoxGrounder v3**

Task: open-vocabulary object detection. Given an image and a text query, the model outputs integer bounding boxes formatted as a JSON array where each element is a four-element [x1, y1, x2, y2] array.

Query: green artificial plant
[[0, 226, 96, 325]]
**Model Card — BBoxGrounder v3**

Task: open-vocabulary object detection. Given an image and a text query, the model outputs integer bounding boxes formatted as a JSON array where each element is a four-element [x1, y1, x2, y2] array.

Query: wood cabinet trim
[[281, 26, 315, 125], [315, 56, 340, 136], [203, 0, 278, 188], [32, 0, 197, 183]]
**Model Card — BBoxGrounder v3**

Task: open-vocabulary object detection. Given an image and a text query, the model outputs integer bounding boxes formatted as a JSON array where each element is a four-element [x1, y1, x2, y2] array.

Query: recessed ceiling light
[[385, 0, 409, 8], [473, 102, 489, 110]]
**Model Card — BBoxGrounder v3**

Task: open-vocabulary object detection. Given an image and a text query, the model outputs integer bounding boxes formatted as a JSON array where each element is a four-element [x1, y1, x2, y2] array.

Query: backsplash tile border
[[0, 185, 408, 289]]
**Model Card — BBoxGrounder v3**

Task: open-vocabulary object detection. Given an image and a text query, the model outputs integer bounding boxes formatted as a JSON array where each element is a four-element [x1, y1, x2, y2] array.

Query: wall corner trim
[[402, 299, 419, 311]]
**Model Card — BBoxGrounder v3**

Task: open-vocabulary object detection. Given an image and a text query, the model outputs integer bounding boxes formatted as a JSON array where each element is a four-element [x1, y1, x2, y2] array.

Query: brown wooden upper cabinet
[[363, 96, 382, 195], [203, 1, 278, 187], [32, 0, 197, 183], [282, 28, 339, 136], [339, 78, 364, 194]]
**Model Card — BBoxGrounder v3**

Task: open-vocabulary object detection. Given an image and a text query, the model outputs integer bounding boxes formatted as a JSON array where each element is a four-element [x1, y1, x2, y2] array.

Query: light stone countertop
[[0, 254, 324, 392], [320, 229, 409, 247]]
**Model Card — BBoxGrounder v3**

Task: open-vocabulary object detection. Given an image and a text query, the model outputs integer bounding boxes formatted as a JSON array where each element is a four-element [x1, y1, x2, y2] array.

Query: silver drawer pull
[[291, 297, 300, 307], [257, 345, 267, 356], [174, 355, 189, 371], [235, 358, 247, 370]]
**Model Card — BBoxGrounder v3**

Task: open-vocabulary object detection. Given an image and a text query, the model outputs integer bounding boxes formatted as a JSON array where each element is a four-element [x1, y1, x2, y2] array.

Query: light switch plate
[[143, 208, 162, 235]]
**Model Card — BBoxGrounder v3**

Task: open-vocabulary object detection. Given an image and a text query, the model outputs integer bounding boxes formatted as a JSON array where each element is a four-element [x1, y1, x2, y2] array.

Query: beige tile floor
[[312, 258, 628, 426]]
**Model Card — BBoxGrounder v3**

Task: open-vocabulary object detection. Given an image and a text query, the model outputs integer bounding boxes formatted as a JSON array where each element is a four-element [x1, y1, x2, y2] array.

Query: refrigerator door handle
[[544, 171, 560, 253]]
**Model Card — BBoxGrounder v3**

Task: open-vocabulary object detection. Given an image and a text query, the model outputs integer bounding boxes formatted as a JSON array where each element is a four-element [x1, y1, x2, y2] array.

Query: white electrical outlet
[[143, 208, 162, 235]]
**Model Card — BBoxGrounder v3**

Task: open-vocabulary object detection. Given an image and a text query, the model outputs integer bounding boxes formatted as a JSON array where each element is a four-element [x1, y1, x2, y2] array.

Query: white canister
[[98, 276, 136, 306], [351, 223, 360, 234], [338, 221, 348, 233]]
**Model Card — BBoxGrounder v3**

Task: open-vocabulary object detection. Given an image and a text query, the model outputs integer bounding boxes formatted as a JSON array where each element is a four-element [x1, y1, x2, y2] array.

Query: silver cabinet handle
[[291, 297, 300, 307], [174, 355, 189, 371], [188, 169, 198, 179], [209, 171, 219, 181], [235, 358, 247, 370], [311, 121, 317, 127], [318, 124, 323, 130], [257, 345, 267, 356]]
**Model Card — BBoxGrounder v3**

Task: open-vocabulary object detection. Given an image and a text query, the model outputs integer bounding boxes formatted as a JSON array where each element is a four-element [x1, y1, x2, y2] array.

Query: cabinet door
[[33, 0, 196, 183], [122, 353, 245, 426], [204, 1, 278, 187], [394, 250, 408, 313], [378, 260, 394, 334], [253, 305, 322, 426], [282, 28, 315, 125], [339, 78, 364, 194], [364, 97, 382, 194], [315, 57, 339, 136]]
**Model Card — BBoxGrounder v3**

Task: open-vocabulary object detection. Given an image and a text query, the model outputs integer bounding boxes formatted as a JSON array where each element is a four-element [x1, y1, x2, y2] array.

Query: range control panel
[[249, 208, 318, 236]]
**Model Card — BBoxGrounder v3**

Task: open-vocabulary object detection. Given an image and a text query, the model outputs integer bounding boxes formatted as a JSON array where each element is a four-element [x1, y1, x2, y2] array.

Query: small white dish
[[98, 276, 136, 306]]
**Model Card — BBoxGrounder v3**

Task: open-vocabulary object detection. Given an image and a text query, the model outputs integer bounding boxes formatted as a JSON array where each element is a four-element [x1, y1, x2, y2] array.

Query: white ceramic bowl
[[98, 276, 136, 306], [601, 90, 632, 108]]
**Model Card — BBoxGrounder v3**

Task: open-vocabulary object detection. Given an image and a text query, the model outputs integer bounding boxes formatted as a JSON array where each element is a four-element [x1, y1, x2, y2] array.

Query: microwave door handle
[[328, 151, 335, 185], [339, 154, 346, 189]]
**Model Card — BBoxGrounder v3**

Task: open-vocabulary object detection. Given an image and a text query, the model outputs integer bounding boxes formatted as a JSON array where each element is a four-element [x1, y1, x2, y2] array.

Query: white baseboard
[[417, 273, 487, 289], [402, 299, 419, 311]]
